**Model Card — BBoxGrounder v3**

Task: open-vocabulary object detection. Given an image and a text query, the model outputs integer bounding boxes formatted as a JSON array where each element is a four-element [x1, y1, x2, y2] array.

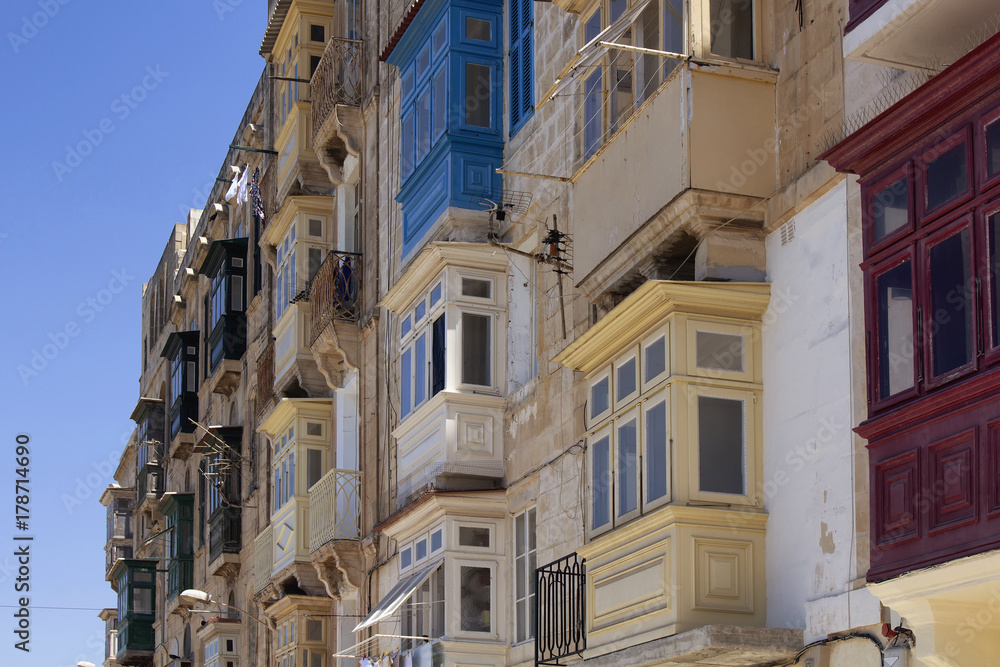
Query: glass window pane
[[876, 260, 914, 398], [466, 16, 491, 41], [431, 283, 443, 306], [402, 113, 414, 178], [416, 300, 426, 321], [591, 376, 609, 418], [232, 275, 244, 311], [638, 1, 661, 103], [416, 538, 427, 560], [527, 508, 536, 549], [710, 0, 754, 60], [415, 333, 427, 407], [617, 418, 638, 516], [698, 396, 745, 495], [459, 526, 491, 547], [591, 435, 611, 529], [417, 90, 431, 161], [516, 598, 526, 643], [434, 20, 447, 53], [402, 315, 412, 338], [929, 227, 973, 376], [645, 401, 668, 503], [926, 142, 967, 211], [872, 177, 909, 242], [133, 588, 153, 615], [584, 67, 603, 159], [461, 313, 491, 385], [311, 24, 325, 42], [616, 357, 636, 401], [401, 70, 414, 100], [465, 62, 492, 128], [462, 277, 491, 298], [988, 119, 1000, 177], [432, 314, 446, 395], [610, 0, 626, 21], [990, 212, 1000, 347], [306, 619, 322, 642], [515, 512, 525, 554], [696, 331, 744, 371], [401, 547, 412, 569], [307, 449, 322, 489], [460, 566, 492, 632], [644, 335, 666, 381], [417, 46, 430, 77], [431, 528, 443, 551], [664, 0, 684, 77], [433, 68, 447, 138], [401, 348, 412, 417], [309, 218, 322, 236]]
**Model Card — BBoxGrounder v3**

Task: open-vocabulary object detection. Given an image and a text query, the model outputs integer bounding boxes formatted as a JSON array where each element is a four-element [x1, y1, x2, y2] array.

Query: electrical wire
[[772, 632, 885, 667]]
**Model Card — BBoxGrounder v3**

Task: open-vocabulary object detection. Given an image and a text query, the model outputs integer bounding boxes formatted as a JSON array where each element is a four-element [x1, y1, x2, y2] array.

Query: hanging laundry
[[236, 164, 249, 204], [224, 166, 243, 202], [402, 650, 413, 667], [359, 658, 373, 667], [250, 167, 265, 222]]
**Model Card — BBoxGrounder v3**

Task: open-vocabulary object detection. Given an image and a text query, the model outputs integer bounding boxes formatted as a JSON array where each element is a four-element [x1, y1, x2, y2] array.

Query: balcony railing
[[309, 252, 362, 344], [311, 38, 363, 140], [259, 165, 276, 235], [536, 552, 586, 666], [256, 340, 275, 419], [308, 468, 362, 552], [254, 525, 273, 594]]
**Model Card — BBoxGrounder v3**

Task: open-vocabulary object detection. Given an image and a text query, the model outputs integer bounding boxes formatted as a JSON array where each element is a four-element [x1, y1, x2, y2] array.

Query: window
[[399, 525, 446, 573], [509, 0, 534, 135], [398, 271, 502, 421], [398, 18, 451, 183], [862, 107, 1000, 410], [459, 565, 493, 632], [164, 333, 199, 442], [513, 507, 536, 643], [310, 24, 325, 42], [401, 564, 445, 650], [275, 225, 297, 321], [275, 218, 328, 321], [200, 239, 248, 373], [708, 0, 754, 60]]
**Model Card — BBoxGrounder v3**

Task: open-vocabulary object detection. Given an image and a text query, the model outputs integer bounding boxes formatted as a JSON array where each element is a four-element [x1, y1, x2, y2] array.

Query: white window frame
[[513, 507, 537, 645], [640, 321, 670, 391], [451, 558, 498, 639], [613, 345, 640, 409], [614, 405, 642, 524], [587, 368, 613, 429], [455, 521, 495, 552], [641, 387, 671, 511]]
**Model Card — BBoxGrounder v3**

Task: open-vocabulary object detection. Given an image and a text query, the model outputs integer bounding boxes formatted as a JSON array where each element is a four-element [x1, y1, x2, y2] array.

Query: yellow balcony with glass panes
[[554, 280, 800, 663]]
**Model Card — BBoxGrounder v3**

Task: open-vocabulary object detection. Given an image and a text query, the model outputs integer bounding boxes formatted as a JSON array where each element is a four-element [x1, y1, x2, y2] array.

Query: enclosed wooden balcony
[[256, 339, 275, 420], [253, 525, 274, 596]]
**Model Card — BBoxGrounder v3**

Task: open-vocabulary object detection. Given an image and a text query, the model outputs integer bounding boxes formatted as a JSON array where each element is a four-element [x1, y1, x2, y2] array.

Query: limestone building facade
[[98, 0, 1000, 666]]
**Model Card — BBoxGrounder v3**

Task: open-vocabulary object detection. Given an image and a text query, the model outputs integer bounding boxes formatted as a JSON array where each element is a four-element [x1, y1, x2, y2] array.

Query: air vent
[[780, 220, 796, 246]]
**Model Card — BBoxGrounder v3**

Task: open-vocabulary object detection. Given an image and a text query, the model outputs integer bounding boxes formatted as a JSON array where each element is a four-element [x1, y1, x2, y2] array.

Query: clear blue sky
[[0, 2, 264, 665]]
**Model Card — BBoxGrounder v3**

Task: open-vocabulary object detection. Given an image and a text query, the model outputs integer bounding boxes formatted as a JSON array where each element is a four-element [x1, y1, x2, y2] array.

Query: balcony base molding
[[208, 358, 242, 396], [168, 432, 195, 461], [581, 624, 802, 667], [209, 552, 241, 581], [868, 549, 1000, 667], [576, 188, 767, 308], [314, 105, 362, 185], [310, 319, 360, 390], [311, 540, 363, 599]]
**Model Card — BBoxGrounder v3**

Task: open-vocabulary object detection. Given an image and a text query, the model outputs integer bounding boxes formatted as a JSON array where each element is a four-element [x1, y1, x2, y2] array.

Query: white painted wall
[[762, 181, 878, 638]]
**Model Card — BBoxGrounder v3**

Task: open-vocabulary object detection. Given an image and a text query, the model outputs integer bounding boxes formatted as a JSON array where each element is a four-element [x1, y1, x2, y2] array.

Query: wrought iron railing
[[254, 525, 273, 594], [309, 468, 362, 551], [535, 552, 586, 666], [312, 38, 363, 141], [309, 251, 361, 344], [255, 340, 275, 419]]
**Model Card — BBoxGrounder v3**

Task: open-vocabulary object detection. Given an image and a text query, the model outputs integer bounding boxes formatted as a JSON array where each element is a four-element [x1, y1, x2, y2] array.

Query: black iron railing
[[309, 251, 361, 344], [535, 552, 586, 666]]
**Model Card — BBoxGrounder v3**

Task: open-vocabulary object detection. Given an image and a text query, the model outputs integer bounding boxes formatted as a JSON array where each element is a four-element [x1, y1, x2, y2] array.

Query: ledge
[[582, 624, 802, 667], [208, 358, 242, 397], [168, 431, 195, 462]]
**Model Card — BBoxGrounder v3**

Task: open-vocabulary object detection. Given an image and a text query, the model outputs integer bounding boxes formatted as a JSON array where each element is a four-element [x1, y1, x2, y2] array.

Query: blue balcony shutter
[[510, 0, 534, 135]]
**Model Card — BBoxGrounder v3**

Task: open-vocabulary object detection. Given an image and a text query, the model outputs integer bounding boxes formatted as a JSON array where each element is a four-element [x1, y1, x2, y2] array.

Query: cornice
[[554, 280, 770, 375]]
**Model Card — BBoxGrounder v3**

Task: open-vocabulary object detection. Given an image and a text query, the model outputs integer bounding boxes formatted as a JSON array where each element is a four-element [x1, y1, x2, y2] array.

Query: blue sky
[[0, 2, 264, 665]]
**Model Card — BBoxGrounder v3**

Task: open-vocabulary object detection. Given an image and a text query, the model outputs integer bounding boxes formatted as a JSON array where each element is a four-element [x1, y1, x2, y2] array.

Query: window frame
[[508, 0, 535, 136], [452, 558, 498, 639], [689, 385, 755, 505], [686, 318, 754, 382], [641, 387, 671, 512], [512, 506, 537, 644]]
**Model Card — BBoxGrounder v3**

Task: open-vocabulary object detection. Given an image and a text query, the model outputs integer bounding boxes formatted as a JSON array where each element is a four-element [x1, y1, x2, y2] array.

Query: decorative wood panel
[[875, 450, 919, 548], [927, 428, 977, 534]]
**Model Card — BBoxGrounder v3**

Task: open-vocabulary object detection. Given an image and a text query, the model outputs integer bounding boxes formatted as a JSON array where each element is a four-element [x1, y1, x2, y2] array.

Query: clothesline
[[331, 632, 428, 659]]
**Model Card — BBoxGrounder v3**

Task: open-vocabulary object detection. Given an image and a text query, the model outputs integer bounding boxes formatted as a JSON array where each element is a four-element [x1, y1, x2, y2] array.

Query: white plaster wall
[[763, 181, 877, 638]]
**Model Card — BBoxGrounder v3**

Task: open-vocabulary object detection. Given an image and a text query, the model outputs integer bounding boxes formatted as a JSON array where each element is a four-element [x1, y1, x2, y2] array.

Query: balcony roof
[[130, 396, 164, 423], [554, 280, 770, 375], [257, 397, 333, 437], [821, 31, 1000, 176]]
